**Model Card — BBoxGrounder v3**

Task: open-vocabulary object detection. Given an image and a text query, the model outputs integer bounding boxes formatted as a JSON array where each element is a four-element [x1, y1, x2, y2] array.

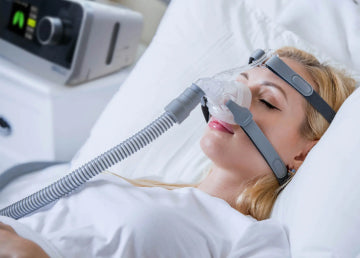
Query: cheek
[[200, 128, 271, 175], [265, 126, 303, 163], [252, 108, 303, 163]]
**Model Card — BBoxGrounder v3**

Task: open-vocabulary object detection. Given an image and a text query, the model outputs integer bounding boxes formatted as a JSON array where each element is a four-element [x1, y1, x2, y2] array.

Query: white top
[[3, 173, 290, 257]]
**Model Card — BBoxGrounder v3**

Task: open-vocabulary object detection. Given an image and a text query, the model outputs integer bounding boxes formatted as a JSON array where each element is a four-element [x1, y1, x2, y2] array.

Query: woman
[[0, 47, 356, 257]]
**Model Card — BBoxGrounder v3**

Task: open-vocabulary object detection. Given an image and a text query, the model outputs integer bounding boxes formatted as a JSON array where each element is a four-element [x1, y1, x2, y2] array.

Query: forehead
[[247, 57, 316, 94], [281, 57, 316, 87]]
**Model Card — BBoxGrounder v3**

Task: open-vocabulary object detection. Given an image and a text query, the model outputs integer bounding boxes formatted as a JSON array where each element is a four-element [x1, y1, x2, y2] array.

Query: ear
[[292, 140, 318, 170]]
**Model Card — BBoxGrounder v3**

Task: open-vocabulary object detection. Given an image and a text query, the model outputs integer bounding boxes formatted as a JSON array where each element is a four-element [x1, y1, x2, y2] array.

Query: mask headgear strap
[[200, 49, 290, 184], [244, 49, 290, 184], [199, 49, 289, 184], [225, 100, 289, 185], [265, 55, 336, 123]]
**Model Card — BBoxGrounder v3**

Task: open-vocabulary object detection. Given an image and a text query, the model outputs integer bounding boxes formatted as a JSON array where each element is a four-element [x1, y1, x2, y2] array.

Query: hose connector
[[165, 84, 205, 123]]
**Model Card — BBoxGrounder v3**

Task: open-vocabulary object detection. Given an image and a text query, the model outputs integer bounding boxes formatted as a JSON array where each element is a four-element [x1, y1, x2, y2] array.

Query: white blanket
[[2, 173, 290, 257]]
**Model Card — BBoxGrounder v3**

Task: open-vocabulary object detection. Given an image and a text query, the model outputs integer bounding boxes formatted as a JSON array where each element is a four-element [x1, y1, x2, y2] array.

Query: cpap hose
[[0, 84, 205, 219]]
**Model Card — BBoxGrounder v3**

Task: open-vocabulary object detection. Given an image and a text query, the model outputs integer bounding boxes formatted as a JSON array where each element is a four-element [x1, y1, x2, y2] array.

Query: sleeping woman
[[0, 47, 356, 257]]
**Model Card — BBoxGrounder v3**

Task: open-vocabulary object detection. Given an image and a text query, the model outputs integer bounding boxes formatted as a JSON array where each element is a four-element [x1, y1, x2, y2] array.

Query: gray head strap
[[265, 55, 336, 123], [226, 100, 289, 185]]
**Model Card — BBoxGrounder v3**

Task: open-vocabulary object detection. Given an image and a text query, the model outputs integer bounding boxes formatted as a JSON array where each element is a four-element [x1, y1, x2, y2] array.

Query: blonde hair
[[235, 47, 356, 220], [110, 47, 357, 221], [106, 172, 197, 190]]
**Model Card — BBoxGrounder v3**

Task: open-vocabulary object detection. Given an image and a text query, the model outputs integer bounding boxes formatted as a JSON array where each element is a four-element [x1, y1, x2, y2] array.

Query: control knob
[[36, 16, 63, 45]]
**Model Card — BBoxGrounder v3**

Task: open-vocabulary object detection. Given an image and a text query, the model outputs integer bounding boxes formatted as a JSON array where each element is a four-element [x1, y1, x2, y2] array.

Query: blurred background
[[0, 0, 169, 171], [99, 0, 168, 45]]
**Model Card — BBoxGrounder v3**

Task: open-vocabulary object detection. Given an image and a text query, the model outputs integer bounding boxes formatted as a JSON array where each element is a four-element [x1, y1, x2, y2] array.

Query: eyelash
[[260, 99, 278, 110]]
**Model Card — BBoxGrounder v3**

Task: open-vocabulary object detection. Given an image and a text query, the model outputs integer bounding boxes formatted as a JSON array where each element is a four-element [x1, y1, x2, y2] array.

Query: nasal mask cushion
[[195, 72, 251, 124], [197, 50, 271, 124]]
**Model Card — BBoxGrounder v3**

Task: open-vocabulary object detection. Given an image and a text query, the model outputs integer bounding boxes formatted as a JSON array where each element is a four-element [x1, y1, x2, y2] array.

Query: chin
[[200, 136, 241, 172], [200, 132, 229, 164], [200, 130, 270, 174]]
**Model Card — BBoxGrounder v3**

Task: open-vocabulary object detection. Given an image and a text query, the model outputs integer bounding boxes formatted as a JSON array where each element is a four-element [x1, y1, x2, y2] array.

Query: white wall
[[97, 0, 168, 45]]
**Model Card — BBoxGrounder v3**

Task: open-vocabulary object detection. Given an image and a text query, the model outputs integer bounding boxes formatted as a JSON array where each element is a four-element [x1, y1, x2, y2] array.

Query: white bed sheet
[[2, 173, 291, 258], [1, 0, 359, 257], [0, 163, 70, 208]]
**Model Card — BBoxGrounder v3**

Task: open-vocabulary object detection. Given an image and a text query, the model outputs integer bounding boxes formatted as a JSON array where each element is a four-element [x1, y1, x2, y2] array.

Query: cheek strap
[[226, 100, 289, 185]]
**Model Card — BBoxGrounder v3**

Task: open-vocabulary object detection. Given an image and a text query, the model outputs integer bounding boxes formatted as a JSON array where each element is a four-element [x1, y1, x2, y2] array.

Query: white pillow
[[271, 87, 360, 257], [244, 0, 360, 74], [70, 0, 331, 183]]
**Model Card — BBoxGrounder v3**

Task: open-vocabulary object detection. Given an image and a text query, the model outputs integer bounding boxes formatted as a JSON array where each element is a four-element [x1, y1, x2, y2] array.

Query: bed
[[1, 0, 360, 257]]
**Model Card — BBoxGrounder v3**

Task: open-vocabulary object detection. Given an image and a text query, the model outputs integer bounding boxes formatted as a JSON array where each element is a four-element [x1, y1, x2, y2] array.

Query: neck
[[197, 166, 247, 208]]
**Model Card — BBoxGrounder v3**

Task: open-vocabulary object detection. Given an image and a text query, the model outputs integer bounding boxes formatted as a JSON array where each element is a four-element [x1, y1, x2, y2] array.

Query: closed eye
[[260, 99, 281, 111]]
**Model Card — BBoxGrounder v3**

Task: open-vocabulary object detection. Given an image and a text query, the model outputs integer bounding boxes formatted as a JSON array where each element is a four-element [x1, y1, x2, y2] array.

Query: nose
[[236, 74, 256, 102], [236, 74, 247, 85]]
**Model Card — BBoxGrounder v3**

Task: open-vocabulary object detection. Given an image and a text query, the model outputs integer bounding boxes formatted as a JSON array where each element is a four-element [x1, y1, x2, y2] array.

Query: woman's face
[[200, 58, 316, 181]]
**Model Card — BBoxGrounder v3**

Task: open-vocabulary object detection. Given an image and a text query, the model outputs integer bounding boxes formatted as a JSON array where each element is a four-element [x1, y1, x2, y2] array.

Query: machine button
[[36, 16, 63, 45]]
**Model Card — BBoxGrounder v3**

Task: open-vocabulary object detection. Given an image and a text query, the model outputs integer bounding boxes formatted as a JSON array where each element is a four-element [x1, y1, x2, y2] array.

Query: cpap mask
[[195, 50, 271, 124], [0, 49, 336, 220], [195, 68, 252, 124], [198, 49, 336, 124]]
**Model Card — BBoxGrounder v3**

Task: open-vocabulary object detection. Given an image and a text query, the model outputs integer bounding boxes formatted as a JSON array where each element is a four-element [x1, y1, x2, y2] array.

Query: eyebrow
[[261, 81, 288, 101], [240, 72, 288, 101]]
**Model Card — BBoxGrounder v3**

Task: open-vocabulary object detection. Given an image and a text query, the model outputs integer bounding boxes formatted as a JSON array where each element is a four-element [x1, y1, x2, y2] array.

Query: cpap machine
[[0, 0, 143, 85]]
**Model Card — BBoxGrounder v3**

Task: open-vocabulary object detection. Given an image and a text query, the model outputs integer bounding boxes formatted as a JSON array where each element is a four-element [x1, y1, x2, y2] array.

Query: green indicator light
[[12, 11, 25, 29]]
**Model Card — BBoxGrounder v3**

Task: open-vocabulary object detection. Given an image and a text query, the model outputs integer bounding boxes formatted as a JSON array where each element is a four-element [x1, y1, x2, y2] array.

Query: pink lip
[[208, 119, 234, 134]]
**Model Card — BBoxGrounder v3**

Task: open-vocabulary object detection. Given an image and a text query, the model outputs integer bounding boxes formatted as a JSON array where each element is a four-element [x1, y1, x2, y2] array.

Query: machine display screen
[[8, 0, 38, 40]]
